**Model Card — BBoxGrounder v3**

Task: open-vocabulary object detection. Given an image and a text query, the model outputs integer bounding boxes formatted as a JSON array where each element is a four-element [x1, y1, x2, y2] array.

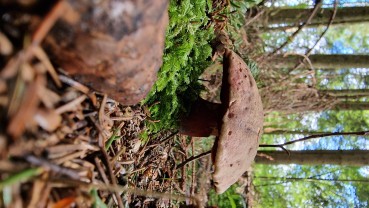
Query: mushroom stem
[[178, 99, 222, 137]]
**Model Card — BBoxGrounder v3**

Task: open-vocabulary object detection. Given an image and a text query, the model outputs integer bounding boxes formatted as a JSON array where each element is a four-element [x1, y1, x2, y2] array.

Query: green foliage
[[253, 164, 369, 208], [144, 0, 214, 132], [0, 168, 43, 189], [91, 189, 108, 208], [227, 0, 258, 49], [225, 1, 262, 81], [324, 23, 369, 54], [208, 184, 246, 208]]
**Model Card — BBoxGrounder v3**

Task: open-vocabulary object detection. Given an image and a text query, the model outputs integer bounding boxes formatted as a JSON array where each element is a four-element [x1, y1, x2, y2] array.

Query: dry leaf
[[132, 139, 142, 153], [0, 79, 6, 93], [33, 109, 62, 132], [32, 46, 62, 87], [55, 95, 86, 114], [7, 75, 44, 138], [52, 196, 76, 208], [20, 63, 35, 82], [37, 86, 61, 108], [0, 32, 13, 55]]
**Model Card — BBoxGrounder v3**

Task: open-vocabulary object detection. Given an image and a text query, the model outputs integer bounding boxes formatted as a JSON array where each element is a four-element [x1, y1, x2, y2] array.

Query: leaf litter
[[0, 43, 209, 206], [0, 17, 203, 208], [0, 1, 256, 207]]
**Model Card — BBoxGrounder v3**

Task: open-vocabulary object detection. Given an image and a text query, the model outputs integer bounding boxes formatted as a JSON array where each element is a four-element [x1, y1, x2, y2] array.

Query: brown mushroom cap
[[44, 0, 168, 105], [212, 49, 264, 194]]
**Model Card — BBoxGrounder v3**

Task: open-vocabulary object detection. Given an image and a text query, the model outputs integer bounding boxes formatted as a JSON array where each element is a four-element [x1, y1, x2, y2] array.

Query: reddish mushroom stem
[[178, 99, 222, 137]]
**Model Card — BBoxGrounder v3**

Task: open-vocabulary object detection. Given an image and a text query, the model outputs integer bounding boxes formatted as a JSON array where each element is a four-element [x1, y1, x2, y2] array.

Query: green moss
[[144, 0, 214, 132]]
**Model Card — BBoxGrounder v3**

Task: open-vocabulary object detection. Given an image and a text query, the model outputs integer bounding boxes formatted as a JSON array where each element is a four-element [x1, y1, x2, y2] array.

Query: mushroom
[[179, 49, 264, 194], [43, 0, 168, 105]]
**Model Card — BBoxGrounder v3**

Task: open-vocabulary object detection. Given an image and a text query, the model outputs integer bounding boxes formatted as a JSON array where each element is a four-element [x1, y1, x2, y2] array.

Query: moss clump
[[144, 0, 214, 132]]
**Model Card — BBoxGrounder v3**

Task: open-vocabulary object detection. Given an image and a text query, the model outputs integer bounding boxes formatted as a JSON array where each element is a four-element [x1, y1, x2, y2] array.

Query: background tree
[[247, 0, 369, 207]]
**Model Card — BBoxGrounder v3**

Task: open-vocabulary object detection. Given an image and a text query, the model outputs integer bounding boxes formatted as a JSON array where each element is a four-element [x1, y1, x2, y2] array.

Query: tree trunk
[[256, 150, 369, 166], [263, 130, 334, 135], [264, 6, 369, 26], [334, 101, 369, 110], [273, 54, 369, 69], [320, 89, 369, 97]]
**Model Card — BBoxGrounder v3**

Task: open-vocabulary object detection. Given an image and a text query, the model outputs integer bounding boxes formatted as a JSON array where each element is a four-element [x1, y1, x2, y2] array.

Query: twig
[[95, 156, 120, 206], [291, 0, 338, 71], [160, 131, 179, 144], [269, 1, 322, 55], [191, 139, 195, 195], [31, 1, 68, 45], [55, 95, 87, 114], [24, 155, 80, 180], [99, 147, 124, 208], [176, 150, 212, 170], [259, 130, 369, 152], [284, 52, 315, 71], [50, 178, 201, 205], [58, 75, 90, 94], [245, 9, 265, 26]]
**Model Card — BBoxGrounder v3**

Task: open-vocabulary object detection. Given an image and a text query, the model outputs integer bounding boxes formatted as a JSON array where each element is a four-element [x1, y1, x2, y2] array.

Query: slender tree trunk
[[273, 54, 369, 69], [263, 130, 334, 135], [334, 102, 369, 110], [264, 6, 369, 26], [320, 89, 369, 97], [256, 150, 369, 166]]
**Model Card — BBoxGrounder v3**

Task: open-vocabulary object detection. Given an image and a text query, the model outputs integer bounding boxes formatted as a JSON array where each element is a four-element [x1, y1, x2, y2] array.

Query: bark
[[256, 150, 369, 166], [264, 6, 369, 26], [273, 54, 369, 69]]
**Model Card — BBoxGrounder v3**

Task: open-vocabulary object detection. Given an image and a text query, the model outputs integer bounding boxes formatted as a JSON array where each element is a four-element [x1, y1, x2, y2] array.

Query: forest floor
[[0, 1, 255, 208], [0, 36, 216, 207]]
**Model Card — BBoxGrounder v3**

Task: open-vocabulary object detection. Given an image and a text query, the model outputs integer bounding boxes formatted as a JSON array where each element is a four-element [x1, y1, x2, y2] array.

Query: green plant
[[208, 184, 247, 208], [144, 0, 214, 132]]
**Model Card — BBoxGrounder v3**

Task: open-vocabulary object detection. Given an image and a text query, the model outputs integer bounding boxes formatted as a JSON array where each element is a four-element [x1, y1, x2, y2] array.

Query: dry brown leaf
[[7, 74, 44, 138], [27, 179, 50, 208], [60, 88, 81, 102], [47, 143, 99, 159], [55, 95, 86, 114], [32, 46, 62, 87], [132, 139, 142, 153], [0, 135, 6, 156], [37, 86, 61, 108], [0, 79, 6, 93], [0, 32, 13, 55], [20, 63, 35, 82], [33, 109, 62, 132], [0, 96, 8, 106], [1, 55, 20, 78], [52, 196, 76, 208]]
